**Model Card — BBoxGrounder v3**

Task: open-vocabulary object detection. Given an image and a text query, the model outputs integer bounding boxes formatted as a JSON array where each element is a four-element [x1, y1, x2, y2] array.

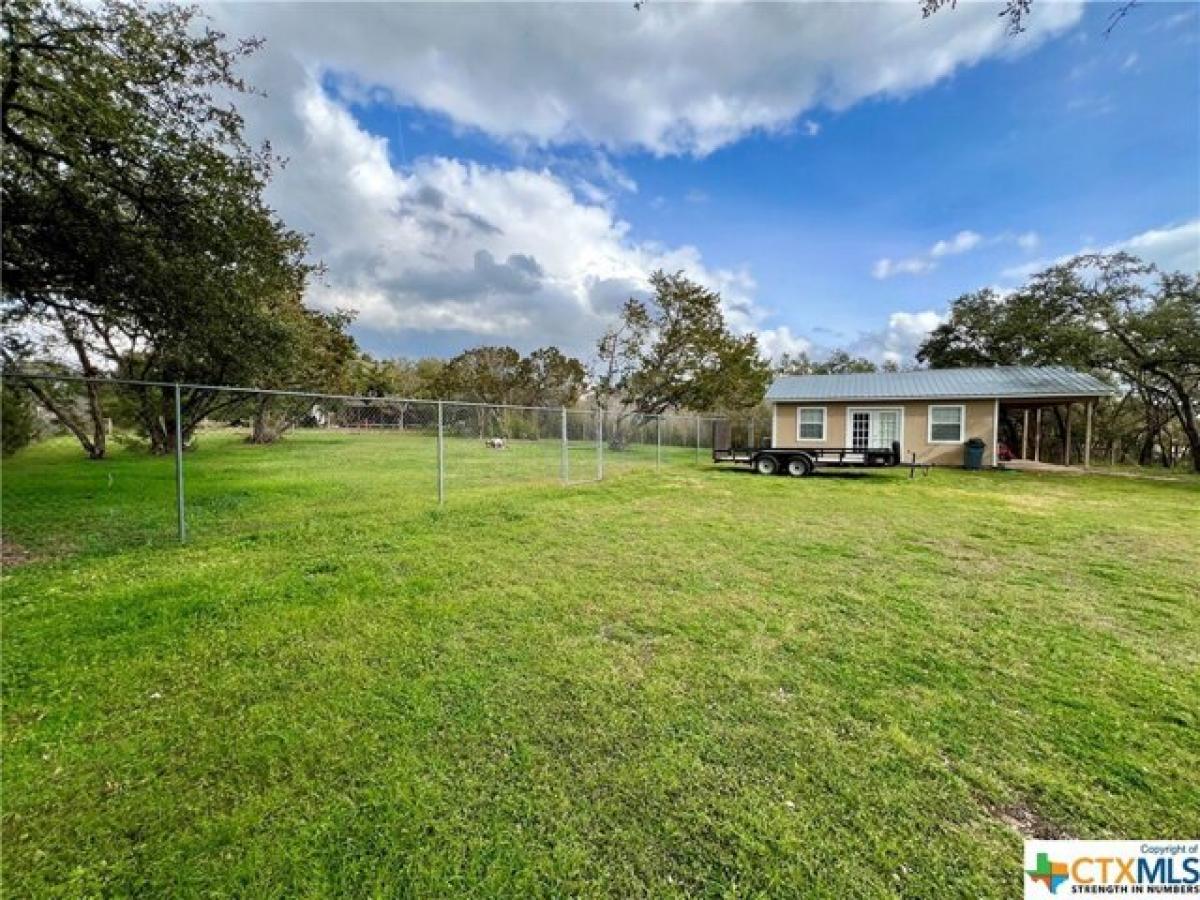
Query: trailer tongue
[[711, 421, 901, 476]]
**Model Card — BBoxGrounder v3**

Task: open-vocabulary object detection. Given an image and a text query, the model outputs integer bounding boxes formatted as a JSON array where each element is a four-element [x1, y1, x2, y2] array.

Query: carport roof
[[766, 366, 1113, 402]]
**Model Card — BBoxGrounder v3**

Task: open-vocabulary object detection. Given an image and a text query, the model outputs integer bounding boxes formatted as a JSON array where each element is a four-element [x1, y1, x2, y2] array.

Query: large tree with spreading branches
[[594, 270, 771, 446], [2, 0, 340, 456]]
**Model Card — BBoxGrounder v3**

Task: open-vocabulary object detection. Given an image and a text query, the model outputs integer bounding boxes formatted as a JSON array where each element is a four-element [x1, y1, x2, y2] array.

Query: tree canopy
[[433, 345, 586, 408], [2, 0, 342, 455], [920, 252, 1200, 471], [595, 270, 771, 417]]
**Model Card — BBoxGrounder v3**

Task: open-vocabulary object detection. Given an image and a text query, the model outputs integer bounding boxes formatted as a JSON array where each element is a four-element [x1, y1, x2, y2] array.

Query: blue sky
[[218, 1, 1200, 364]]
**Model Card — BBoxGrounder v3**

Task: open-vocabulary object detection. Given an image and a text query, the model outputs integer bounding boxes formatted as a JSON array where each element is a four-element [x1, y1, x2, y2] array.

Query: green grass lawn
[[3, 432, 1199, 897]]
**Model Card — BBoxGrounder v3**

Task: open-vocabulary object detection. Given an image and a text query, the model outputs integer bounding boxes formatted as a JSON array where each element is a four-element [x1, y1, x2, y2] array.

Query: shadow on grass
[[709, 466, 900, 482]]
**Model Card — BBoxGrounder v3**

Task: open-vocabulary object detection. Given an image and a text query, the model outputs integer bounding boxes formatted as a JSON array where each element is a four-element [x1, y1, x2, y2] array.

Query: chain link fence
[[2, 373, 749, 551]]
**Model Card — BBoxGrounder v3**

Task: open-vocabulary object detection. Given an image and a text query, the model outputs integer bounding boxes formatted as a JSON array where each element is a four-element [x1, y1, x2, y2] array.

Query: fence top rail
[[4, 369, 728, 420]]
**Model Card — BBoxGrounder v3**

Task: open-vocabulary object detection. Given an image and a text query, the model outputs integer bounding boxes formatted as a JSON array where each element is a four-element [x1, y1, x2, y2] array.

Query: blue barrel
[[964, 437, 986, 470]]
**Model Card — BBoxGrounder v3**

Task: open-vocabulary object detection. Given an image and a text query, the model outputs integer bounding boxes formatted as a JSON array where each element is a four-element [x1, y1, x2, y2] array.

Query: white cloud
[[1001, 220, 1200, 281], [873, 228, 1042, 278], [929, 229, 982, 257], [276, 81, 765, 355], [872, 256, 935, 280], [211, 2, 1082, 157], [1121, 220, 1200, 272], [756, 326, 812, 362], [852, 310, 947, 365], [188, 4, 1089, 363], [684, 188, 710, 204], [1016, 231, 1040, 251]]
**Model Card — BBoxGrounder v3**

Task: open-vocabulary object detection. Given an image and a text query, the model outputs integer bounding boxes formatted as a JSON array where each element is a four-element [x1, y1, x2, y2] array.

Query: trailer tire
[[786, 456, 812, 477], [754, 455, 779, 476]]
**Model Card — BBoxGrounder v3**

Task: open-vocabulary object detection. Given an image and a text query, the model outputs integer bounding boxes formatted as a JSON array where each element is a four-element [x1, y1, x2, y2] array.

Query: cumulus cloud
[[276, 81, 764, 355], [756, 326, 813, 362], [852, 310, 947, 365], [211, 2, 1081, 157], [1121, 220, 1200, 272], [192, 3, 1086, 362], [1001, 219, 1200, 280], [929, 230, 982, 258]]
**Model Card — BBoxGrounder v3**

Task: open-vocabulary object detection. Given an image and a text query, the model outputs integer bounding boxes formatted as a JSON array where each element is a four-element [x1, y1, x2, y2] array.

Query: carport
[[1000, 396, 1100, 467]]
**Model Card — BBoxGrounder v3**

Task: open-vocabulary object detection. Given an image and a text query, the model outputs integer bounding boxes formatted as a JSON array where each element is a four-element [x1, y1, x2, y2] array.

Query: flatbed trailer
[[711, 421, 901, 476]]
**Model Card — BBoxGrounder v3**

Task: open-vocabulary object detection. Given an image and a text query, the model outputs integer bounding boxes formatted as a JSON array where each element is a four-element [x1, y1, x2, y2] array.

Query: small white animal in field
[[485, 437, 506, 449]]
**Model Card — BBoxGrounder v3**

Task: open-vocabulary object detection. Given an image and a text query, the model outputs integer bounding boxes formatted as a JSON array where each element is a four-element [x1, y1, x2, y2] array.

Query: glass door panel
[[851, 412, 870, 449], [874, 411, 899, 447]]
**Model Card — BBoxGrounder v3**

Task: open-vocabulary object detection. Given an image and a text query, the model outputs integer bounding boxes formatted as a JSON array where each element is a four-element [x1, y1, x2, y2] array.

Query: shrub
[[2, 384, 39, 456]]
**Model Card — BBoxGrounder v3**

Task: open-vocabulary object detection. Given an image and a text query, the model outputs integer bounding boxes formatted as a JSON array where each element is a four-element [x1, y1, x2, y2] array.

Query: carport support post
[[1084, 400, 1093, 469], [1021, 409, 1029, 460], [436, 400, 445, 505], [1034, 408, 1042, 462], [560, 407, 568, 484], [1064, 403, 1072, 466], [173, 383, 186, 543]]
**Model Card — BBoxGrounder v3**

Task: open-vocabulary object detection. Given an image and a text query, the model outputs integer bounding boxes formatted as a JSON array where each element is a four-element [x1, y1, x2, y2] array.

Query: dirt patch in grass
[[1, 535, 37, 569], [986, 800, 1074, 840]]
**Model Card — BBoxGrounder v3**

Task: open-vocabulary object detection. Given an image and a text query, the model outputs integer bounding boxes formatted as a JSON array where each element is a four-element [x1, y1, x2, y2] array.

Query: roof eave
[[768, 390, 1114, 403]]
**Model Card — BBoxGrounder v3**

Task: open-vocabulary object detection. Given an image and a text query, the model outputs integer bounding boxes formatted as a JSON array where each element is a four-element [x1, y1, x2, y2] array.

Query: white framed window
[[797, 406, 826, 442], [928, 405, 965, 443]]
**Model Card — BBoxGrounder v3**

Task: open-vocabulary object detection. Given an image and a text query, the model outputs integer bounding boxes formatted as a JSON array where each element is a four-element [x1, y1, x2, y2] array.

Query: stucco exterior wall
[[772, 398, 998, 466]]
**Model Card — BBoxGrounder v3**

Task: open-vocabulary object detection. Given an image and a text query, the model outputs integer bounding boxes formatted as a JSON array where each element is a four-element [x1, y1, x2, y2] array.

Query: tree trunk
[[1137, 428, 1157, 466], [1051, 407, 1067, 465], [1170, 392, 1200, 474], [249, 395, 284, 444], [16, 374, 104, 459]]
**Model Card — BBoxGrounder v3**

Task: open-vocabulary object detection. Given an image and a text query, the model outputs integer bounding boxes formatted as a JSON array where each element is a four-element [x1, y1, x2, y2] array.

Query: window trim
[[795, 406, 827, 443], [928, 404, 966, 444]]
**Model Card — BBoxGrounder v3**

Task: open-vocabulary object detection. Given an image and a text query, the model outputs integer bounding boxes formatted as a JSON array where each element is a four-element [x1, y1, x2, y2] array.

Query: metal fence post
[[656, 415, 662, 470], [436, 400, 445, 505], [173, 383, 187, 543], [597, 409, 604, 481], [560, 407, 568, 484], [695, 415, 701, 465]]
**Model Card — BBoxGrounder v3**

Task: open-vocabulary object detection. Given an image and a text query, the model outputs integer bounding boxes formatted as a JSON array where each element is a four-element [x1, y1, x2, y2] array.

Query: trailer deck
[[711, 422, 902, 476]]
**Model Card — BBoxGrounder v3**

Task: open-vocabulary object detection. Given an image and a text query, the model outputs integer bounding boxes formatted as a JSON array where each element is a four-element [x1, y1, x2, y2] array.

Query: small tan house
[[767, 366, 1112, 467]]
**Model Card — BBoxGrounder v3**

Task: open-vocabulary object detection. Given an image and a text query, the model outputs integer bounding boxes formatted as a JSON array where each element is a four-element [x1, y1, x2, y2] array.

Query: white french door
[[848, 409, 902, 451]]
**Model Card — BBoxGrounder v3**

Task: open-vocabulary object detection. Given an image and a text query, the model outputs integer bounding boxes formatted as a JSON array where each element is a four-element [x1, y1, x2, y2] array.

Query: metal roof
[[766, 366, 1113, 402]]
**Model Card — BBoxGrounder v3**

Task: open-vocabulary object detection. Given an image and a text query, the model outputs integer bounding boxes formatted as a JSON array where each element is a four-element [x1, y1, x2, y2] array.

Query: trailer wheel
[[787, 456, 812, 477], [754, 455, 779, 475]]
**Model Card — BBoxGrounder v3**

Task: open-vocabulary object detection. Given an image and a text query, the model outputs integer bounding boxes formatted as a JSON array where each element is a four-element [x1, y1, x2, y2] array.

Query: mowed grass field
[[3, 432, 1199, 897]]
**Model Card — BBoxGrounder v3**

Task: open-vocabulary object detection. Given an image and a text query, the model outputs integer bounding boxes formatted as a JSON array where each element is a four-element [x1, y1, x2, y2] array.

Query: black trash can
[[964, 437, 986, 470]]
